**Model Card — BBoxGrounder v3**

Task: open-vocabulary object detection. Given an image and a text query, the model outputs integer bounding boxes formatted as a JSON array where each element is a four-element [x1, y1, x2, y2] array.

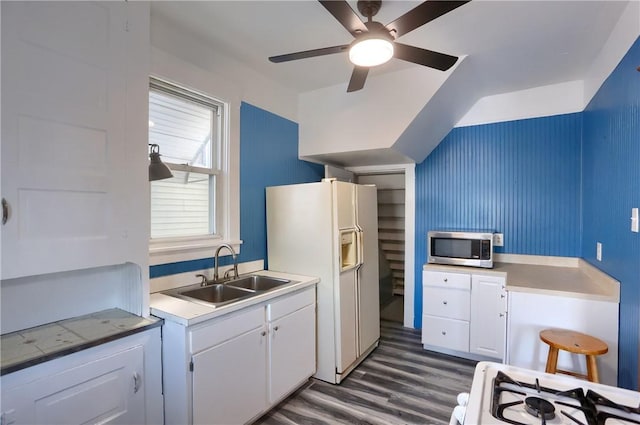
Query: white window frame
[[148, 73, 241, 266]]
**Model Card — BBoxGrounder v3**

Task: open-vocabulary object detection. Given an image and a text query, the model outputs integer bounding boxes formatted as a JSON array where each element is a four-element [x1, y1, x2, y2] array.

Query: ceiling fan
[[269, 0, 470, 92]]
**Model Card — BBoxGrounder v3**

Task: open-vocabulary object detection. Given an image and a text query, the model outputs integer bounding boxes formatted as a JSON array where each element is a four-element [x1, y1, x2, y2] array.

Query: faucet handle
[[223, 269, 233, 279], [195, 274, 208, 286]]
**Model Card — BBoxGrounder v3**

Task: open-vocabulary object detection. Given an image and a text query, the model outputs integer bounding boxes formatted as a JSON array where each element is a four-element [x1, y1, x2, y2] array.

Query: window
[[149, 78, 225, 242]]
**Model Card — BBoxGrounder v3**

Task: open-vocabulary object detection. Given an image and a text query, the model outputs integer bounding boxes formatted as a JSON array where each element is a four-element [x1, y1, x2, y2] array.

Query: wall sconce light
[[149, 144, 173, 181]]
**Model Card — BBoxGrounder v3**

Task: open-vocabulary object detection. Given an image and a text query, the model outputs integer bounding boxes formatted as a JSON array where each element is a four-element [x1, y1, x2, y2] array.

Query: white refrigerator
[[266, 179, 380, 384]]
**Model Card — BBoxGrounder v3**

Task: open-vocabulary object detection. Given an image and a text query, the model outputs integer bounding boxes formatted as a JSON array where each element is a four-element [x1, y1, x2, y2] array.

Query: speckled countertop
[[1, 308, 162, 376], [424, 256, 620, 302]]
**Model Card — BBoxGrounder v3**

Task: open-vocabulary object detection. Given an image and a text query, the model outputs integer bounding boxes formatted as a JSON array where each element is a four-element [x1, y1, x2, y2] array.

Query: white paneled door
[[1, 2, 136, 279]]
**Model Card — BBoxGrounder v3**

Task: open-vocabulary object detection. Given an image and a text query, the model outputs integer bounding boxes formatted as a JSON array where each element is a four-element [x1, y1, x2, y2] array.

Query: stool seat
[[539, 328, 608, 383]]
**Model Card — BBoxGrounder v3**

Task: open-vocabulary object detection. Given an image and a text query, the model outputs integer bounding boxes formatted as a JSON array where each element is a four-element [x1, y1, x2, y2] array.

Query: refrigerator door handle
[[355, 226, 364, 269]]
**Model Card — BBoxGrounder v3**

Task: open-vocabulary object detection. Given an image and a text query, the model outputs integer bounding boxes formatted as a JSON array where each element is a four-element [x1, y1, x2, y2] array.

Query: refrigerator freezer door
[[333, 181, 356, 230], [355, 184, 381, 355], [336, 270, 358, 373]]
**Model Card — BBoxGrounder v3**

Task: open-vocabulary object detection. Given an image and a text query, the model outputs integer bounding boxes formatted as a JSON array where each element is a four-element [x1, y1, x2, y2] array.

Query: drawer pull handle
[[442, 300, 448, 305], [441, 331, 447, 336], [2, 198, 8, 225]]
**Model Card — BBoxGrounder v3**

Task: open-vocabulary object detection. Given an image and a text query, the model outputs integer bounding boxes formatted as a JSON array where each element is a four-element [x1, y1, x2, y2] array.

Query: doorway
[[350, 164, 415, 328]]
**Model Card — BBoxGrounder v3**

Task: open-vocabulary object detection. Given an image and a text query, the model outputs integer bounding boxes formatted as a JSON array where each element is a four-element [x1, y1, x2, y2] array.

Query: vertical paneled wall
[[414, 114, 583, 328], [150, 102, 324, 277], [239, 102, 324, 266], [582, 36, 640, 390]]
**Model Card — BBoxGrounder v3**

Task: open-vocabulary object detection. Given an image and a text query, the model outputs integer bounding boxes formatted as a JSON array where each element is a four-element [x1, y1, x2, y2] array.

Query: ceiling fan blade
[[393, 43, 458, 71], [319, 0, 367, 37], [269, 44, 350, 63], [386, 1, 470, 38], [347, 66, 369, 92]]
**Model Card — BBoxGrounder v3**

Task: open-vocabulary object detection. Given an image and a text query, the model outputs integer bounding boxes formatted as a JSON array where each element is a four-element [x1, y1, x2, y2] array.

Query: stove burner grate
[[525, 396, 556, 420]]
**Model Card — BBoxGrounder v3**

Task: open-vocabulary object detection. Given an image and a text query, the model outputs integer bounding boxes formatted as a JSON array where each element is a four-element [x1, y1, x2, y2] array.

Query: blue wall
[[581, 36, 640, 390], [150, 102, 324, 278], [415, 114, 583, 325], [238, 102, 325, 267]]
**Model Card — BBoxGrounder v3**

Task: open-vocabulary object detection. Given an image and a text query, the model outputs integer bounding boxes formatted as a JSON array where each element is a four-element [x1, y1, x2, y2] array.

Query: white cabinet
[[1, 1, 148, 279], [470, 274, 507, 359], [0, 329, 161, 425], [162, 287, 316, 425], [192, 324, 268, 425], [422, 271, 471, 352], [269, 300, 316, 404], [422, 269, 506, 361]]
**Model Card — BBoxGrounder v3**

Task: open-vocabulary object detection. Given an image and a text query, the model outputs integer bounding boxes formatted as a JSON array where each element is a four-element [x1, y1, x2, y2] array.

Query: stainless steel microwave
[[427, 230, 494, 268]]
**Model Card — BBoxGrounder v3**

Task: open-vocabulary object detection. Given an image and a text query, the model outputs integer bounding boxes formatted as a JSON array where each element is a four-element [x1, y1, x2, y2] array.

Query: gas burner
[[525, 397, 556, 420]]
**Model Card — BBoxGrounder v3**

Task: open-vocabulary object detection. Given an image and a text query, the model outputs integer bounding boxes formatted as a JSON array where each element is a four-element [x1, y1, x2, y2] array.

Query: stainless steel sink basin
[[164, 274, 297, 307], [227, 275, 291, 291], [179, 284, 254, 305]]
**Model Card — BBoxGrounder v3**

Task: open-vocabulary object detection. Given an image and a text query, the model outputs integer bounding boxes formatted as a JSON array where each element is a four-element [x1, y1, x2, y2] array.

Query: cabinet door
[[270, 304, 316, 404], [1, 345, 145, 425], [192, 327, 268, 425], [470, 274, 507, 360], [1, 2, 139, 279]]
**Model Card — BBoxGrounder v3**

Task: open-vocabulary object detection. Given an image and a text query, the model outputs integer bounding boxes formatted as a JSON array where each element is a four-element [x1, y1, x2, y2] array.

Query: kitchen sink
[[164, 274, 297, 307], [226, 275, 291, 291], [179, 284, 254, 305]]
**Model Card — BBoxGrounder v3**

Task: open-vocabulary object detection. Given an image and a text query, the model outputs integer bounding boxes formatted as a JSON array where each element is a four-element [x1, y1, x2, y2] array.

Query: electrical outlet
[[493, 233, 504, 247], [596, 242, 602, 261]]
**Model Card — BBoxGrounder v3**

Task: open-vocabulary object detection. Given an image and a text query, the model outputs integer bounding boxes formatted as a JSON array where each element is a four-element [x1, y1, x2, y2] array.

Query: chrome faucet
[[214, 243, 239, 282]]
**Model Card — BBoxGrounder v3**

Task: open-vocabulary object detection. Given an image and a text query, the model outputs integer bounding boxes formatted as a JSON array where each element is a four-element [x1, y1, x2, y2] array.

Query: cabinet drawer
[[423, 286, 470, 320], [423, 271, 470, 290], [422, 315, 469, 352], [190, 306, 264, 353], [269, 287, 315, 322]]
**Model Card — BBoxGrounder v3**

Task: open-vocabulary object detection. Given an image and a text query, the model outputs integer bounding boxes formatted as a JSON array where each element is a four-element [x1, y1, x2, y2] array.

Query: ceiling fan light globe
[[349, 38, 394, 67]]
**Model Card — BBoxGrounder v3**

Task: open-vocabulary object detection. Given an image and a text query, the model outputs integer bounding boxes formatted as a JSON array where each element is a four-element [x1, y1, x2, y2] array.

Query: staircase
[[358, 173, 406, 296]]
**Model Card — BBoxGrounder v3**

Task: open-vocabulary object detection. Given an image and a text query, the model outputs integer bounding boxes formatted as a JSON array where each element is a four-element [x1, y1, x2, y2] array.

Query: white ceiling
[[151, 0, 629, 95]]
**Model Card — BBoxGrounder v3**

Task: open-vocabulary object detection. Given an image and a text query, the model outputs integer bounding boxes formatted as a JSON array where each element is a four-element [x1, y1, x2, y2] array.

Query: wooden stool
[[539, 328, 608, 383]]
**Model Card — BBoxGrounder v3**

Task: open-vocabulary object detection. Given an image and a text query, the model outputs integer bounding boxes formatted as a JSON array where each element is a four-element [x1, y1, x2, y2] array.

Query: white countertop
[[150, 270, 319, 327], [424, 256, 619, 302]]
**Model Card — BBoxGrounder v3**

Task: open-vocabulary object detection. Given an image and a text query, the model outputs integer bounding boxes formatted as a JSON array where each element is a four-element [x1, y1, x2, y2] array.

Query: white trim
[[149, 239, 242, 266], [150, 259, 264, 293], [347, 163, 416, 329]]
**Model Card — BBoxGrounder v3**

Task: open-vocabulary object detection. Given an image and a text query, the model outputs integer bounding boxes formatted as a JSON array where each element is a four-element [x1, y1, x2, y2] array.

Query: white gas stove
[[460, 362, 640, 425]]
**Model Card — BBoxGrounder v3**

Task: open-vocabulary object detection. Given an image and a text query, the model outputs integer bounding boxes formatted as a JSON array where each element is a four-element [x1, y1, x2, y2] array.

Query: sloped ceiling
[[151, 1, 632, 166]]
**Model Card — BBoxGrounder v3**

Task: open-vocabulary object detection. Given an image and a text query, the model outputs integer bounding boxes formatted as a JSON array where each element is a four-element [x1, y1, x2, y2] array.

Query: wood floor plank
[[253, 320, 477, 425]]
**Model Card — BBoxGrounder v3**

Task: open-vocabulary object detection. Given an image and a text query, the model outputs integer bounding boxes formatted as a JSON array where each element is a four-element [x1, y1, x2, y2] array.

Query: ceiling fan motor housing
[[357, 0, 382, 19]]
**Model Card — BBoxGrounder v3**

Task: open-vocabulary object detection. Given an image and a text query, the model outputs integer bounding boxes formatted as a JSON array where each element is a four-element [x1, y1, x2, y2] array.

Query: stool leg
[[586, 355, 599, 383], [545, 347, 559, 374]]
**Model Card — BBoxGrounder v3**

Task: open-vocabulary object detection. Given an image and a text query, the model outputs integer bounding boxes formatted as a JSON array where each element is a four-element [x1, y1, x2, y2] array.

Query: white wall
[[583, 0, 640, 106], [298, 64, 453, 159], [150, 13, 298, 123], [455, 80, 585, 128]]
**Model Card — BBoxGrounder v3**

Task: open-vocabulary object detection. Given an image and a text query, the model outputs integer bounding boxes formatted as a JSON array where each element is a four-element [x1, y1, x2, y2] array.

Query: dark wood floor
[[254, 320, 477, 425]]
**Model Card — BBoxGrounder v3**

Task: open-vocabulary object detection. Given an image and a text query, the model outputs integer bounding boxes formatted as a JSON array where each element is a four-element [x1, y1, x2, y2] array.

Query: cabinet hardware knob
[[499, 313, 505, 317], [441, 331, 447, 335], [500, 294, 505, 298], [1, 198, 8, 225], [261, 331, 267, 336], [274, 326, 279, 331], [133, 372, 141, 393], [443, 278, 448, 282], [443, 300, 448, 305]]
